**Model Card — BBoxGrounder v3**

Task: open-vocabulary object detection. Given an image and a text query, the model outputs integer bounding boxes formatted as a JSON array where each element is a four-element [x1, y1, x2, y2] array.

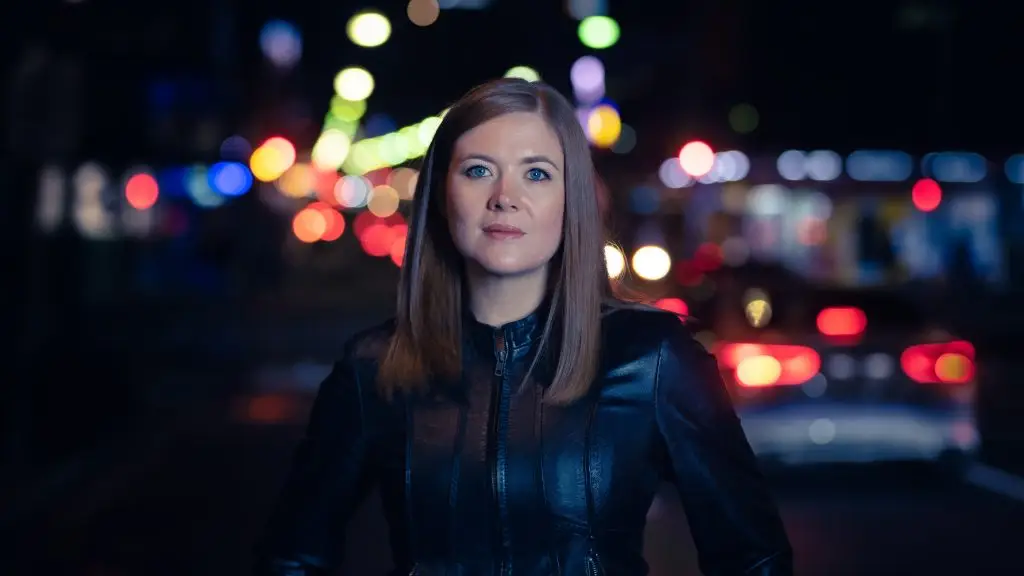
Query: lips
[[482, 223, 525, 239]]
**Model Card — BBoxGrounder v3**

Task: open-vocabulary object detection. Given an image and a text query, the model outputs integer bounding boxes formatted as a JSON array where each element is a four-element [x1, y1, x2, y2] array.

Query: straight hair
[[377, 78, 610, 405]]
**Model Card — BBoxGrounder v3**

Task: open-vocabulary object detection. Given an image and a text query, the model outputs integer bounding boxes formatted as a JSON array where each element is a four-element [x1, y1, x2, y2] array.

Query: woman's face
[[446, 112, 565, 277]]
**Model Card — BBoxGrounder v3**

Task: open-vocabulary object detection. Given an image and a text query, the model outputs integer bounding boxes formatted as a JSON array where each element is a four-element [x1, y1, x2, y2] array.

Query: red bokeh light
[[911, 178, 942, 212]]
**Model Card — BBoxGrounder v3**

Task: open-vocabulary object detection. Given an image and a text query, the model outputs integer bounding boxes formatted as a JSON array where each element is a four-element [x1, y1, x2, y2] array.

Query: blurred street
[[13, 362, 1024, 576], [9, 1, 1024, 575]]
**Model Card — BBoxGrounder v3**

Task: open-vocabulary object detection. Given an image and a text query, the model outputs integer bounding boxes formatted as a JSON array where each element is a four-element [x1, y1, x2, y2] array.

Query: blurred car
[[708, 287, 979, 471]]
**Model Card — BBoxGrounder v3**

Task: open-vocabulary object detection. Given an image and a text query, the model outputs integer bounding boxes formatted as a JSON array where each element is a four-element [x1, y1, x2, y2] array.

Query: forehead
[[453, 112, 563, 161]]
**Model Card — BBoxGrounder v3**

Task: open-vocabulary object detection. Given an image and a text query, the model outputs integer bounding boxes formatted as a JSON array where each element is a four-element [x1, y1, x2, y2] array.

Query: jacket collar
[[463, 297, 551, 355]]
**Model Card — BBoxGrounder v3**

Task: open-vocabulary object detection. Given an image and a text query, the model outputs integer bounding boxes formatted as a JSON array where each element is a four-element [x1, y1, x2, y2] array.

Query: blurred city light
[[293, 207, 327, 243], [655, 298, 689, 316], [334, 67, 375, 101], [208, 162, 253, 197], [566, 0, 608, 20], [729, 103, 759, 134], [124, 172, 159, 210], [604, 243, 625, 279], [504, 66, 541, 82], [678, 141, 715, 177], [586, 104, 621, 148], [407, 0, 441, 26], [347, 11, 392, 48], [578, 16, 620, 49], [259, 20, 302, 68], [311, 129, 352, 171], [367, 185, 401, 218], [570, 55, 605, 103], [631, 245, 671, 281], [611, 124, 636, 154], [249, 137, 297, 182], [912, 178, 943, 212]]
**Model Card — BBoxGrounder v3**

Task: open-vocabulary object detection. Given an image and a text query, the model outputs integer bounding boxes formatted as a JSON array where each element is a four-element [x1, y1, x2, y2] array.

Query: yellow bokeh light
[[631, 245, 671, 281], [935, 353, 971, 382], [277, 163, 315, 198], [334, 67, 375, 101], [407, 0, 440, 27], [249, 144, 295, 182], [347, 11, 391, 48], [604, 244, 625, 279], [586, 105, 621, 148], [745, 299, 772, 327], [311, 130, 352, 171], [736, 356, 782, 387], [505, 66, 541, 82], [367, 185, 401, 217]]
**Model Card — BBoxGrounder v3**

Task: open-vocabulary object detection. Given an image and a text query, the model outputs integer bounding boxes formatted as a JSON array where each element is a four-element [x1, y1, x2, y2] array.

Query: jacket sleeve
[[653, 321, 793, 575], [255, 346, 377, 575]]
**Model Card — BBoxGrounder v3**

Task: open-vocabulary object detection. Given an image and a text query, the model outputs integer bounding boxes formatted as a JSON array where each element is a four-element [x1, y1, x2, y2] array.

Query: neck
[[465, 265, 549, 327]]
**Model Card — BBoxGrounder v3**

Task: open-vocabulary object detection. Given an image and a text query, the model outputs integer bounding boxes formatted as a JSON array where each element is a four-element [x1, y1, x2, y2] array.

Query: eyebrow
[[460, 153, 562, 172]]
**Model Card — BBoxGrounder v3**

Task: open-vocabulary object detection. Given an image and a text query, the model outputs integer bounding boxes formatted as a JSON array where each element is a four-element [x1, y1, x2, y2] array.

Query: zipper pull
[[494, 331, 507, 377]]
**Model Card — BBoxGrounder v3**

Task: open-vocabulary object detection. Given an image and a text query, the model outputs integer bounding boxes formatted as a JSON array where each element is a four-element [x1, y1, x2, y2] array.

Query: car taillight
[[816, 306, 867, 337], [900, 340, 975, 384], [655, 297, 688, 316], [715, 342, 821, 387]]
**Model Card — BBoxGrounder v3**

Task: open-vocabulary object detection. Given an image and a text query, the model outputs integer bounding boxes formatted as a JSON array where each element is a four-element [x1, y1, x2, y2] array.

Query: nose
[[486, 177, 519, 212]]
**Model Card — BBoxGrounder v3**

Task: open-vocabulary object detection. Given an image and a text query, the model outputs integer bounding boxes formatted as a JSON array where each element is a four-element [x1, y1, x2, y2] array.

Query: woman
[[257, 78, 793, 575]]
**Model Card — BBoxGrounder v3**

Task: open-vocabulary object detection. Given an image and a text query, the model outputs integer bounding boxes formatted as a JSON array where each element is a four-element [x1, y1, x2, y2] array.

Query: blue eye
[[464, 165, 491, 179], [526, 167, 551, 181]]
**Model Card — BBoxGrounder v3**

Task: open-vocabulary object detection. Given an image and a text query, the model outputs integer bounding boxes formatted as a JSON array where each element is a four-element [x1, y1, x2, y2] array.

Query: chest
[[398, 357, 663, 531]]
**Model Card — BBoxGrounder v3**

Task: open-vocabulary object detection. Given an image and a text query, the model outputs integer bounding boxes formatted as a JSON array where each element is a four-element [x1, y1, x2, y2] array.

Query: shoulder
[[344, 317, 397, 364], [325, 318, 395, 392], [600, 299, 699, 349], [316, 318, 397, 415], [600, 304, 735, 421], [599, 299, 716, 374]]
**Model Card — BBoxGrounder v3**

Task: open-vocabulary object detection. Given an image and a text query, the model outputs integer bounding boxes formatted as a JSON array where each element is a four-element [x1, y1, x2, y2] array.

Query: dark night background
[[4, 1, 1024, 574]]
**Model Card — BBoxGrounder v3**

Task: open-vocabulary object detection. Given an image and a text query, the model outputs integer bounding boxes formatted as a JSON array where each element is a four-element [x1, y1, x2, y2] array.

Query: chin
[[472, 253, 551, 277], [476, 259, 546, 277]]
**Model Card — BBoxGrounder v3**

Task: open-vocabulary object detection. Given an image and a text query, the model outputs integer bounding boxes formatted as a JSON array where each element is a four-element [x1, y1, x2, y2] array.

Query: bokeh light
[[250, 137, 296, 182], [208, 162, 253, 197], [259, 20, 302, 68], [678, 141, 715, 177], [578, 16, 620, 49], [631, 245, 671, 281], [347, 11, 392, 48], [367, 185, 401, 217], [604, 244, 625, 279], [729, 103, 760, 134], [570, 56, 605, 103], [334, 67, 375, 101], [505, 66, 541, 82], [292, 207, 327, 243], [125, 173, 159, 210], [407, 0, 440, 27], [911, 178, 942, 212], [586, 105, 621, 148], [311, 129, 352, 171]]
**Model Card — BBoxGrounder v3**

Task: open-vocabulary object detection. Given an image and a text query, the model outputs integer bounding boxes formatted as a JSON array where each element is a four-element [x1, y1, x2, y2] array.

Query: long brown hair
[[377, 78, 610, 405]]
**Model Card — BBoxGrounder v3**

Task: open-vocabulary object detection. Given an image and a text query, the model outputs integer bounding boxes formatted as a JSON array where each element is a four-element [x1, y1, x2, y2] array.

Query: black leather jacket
[[257, 304, 792, 575]]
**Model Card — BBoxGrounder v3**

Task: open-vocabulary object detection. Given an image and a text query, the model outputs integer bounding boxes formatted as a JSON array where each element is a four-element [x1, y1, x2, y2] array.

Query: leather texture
[[256, 303, 793, 575]]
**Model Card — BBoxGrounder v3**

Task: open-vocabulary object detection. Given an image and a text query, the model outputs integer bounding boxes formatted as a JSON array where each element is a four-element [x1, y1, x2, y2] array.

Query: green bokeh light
[[578, 16, 620, 50]]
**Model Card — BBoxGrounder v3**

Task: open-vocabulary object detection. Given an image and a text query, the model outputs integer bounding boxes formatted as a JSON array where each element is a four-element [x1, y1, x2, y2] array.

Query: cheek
[[445, 186, 477, 237], [533, 192, 565, 249]]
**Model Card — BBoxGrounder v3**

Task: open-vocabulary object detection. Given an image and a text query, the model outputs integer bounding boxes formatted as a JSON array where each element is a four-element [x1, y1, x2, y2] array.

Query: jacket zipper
[[583, 403, 605, 576], [490, 330, 509, 575]]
